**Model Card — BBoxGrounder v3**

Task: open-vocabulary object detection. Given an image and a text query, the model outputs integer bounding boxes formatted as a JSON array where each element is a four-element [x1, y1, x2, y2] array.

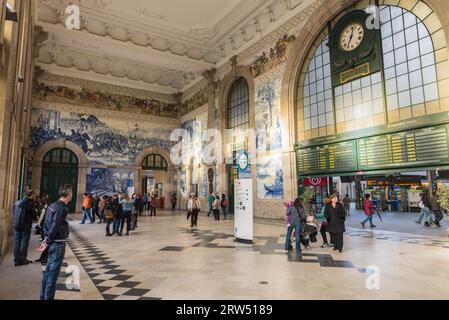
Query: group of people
[[184, 192, 229, 228], [415, 191, 446, 228], [12, 191, 53, 267], [285, 193, 348, 254], [80, 192, 159, 226], [12, 185, 73, 300], [207, 193, 228, 221]]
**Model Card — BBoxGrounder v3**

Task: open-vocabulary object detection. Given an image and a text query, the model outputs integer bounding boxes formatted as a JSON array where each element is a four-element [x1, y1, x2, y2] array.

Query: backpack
[[221, 199, 228, 207], [12, 198, 27, 229]]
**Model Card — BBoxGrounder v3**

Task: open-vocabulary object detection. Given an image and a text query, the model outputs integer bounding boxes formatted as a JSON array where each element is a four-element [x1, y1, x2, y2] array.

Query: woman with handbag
[[104, 196, 115, 237], [324, 194, 346, 253]]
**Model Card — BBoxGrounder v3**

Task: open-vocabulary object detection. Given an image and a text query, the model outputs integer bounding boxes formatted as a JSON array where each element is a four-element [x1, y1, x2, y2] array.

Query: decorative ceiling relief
[[35, 0, 321, 94]]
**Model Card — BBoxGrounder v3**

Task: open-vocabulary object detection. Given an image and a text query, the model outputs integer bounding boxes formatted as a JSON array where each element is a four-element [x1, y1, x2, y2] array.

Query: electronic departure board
[[357, 125, 449, 170], [296, 140, 357, 175], [296, 125, 449, 176]]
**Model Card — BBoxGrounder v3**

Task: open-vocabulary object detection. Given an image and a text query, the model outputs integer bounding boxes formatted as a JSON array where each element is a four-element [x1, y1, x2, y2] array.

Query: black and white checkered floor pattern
[[57, 228, 161, 300]]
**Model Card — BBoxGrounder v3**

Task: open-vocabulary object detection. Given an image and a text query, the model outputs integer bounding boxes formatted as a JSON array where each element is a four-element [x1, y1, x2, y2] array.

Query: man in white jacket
[[188, 193, 200, 227]]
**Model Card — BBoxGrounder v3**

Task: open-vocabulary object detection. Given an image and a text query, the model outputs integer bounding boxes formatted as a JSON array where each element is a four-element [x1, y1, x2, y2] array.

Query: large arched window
[[141, 154, 168, 171], [297, 0, 449, 141], [227, 77, 249, 131]]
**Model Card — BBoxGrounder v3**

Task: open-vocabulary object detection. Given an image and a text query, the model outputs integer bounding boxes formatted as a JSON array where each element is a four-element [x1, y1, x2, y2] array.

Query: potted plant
[[436, 189, 449, 236]]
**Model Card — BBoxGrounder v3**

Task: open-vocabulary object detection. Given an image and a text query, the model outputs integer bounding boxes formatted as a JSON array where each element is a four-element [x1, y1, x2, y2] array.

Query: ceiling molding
[[35, 0, 321, 95]]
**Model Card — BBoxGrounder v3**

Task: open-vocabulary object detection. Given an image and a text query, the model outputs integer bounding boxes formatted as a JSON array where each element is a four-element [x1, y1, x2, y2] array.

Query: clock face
[[340, 22, 365, 51]]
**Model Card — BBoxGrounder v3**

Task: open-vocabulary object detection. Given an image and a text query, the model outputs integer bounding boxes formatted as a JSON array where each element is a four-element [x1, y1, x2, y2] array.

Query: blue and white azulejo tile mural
[[30, 109, 174, 166], [256, 154, 284, 199], [255, 67, 283, 153], [87, 168, 135, 197]]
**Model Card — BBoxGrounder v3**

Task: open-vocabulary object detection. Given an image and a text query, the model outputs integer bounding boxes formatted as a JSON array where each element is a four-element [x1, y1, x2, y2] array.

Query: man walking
[[80, 193, 92, 224], [12, 190, 37, 266], [40, 184, 72, 300]]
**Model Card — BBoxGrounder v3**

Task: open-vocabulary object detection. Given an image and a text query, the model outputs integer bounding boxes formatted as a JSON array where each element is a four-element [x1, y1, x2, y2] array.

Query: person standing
[[143, 193, 149, 214], [171, 193, 177, 211], [213, 195, 221, 221], [342, 194, 351, 216], [104, 196, 114, 237], [35, 194, 51, 264], [188, 193, 200, 227], [119, 194, 133, 236], [112, 194, 121, 235], [80, 193, 92, 224], [361, 194, 376, 228], [98, 195, 106, 224], [284, 198, 306, 253], [430, 192, 443, 228], [207, 192, 215, 217], [150, 195, 157, 216], [131, 194, 139, 229], [221, 194, 228, 220], [316, 198, 332, 248], [12, 190, 37, 266], [92, 193, 100, 223], [40, 185, 72, 300], [324, 194, 346, 253]]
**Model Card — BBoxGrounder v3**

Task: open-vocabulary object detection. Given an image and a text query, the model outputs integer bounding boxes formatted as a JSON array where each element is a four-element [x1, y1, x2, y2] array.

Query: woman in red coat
[[361, 194, 376, 228]]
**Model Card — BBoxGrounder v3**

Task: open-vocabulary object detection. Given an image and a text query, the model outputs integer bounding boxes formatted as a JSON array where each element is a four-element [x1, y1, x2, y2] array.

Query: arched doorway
[[141, 153, 168, 204], [40, 148, 79, 213]]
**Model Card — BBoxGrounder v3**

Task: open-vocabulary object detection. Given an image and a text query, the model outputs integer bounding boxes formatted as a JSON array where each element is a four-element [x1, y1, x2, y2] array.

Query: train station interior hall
[[2, 0, 449, 300]]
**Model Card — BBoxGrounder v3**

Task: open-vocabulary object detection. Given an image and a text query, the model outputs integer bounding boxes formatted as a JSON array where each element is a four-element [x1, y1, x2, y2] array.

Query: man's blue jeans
[[285, 224, 301, 251], [13, 227, 31, 263], [40, 242, 66, 300], [81, 208, 93, 224]]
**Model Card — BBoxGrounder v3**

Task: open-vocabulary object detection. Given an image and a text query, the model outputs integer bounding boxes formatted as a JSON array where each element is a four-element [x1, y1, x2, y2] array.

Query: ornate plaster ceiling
[[35, 0, 312, 94]]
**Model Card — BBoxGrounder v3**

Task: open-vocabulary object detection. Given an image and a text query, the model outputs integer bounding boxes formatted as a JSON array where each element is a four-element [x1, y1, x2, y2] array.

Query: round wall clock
[[339, 22, 365, 51]]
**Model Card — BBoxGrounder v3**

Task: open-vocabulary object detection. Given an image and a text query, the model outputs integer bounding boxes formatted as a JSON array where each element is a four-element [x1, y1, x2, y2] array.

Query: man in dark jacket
[[40, 184, 72, 300], [12, 190, 37, 266]]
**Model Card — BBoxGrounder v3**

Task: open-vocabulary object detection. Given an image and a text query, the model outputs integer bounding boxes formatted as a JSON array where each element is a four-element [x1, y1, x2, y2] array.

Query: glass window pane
[[398, 91, 411, 107], [424, 83, 439, 101]]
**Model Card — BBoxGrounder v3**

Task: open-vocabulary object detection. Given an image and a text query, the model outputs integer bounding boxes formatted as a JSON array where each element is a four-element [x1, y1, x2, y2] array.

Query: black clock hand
[[348, 26, 355, 47]]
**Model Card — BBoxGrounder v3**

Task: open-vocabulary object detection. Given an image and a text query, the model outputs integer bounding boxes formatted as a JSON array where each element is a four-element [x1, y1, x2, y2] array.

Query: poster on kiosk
[[234, 179, 253, 243]]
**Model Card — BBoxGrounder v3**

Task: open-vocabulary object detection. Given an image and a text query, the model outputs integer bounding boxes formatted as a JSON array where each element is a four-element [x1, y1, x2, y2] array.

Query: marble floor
[[1, 210, 449, 300]]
